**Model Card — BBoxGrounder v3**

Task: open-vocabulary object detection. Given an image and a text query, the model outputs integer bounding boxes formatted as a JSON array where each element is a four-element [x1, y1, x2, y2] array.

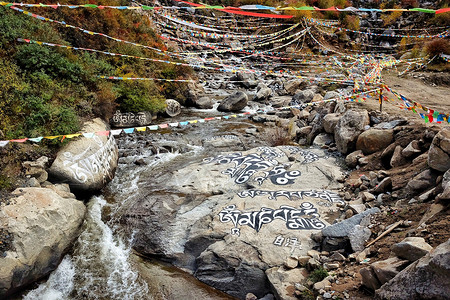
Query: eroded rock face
[[428, 127, 450, 172], [122, 146, 345, 298], [334, 109, 370, 155], [0, 186, 85, 297], [376, 240, 450, 300], [49, 118, 118, 192]]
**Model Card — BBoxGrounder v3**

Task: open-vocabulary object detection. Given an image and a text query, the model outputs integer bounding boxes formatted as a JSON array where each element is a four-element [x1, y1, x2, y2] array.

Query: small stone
[[285, 256, 299, 269], [373, 177, 392, 194], [298, 256, 310, 266], [361, 192, 376, 202], [246, 293, 258, 300], [308, 250, 321, 260], [344, 192, 352, 200], [323, 292, 332, 299], [324, 263, 339, 270], [329, 252, 346, 262], [313, 279, 331, 291], [295, 283, 307, 292]]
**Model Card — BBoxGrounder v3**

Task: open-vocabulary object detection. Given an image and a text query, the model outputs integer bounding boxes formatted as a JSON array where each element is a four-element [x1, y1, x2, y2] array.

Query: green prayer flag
[[410, 8, 435, 13], [296, 6, 315, 10]]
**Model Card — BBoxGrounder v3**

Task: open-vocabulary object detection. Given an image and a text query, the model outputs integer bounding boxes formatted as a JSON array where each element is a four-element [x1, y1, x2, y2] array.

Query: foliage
[[0, 1, 193, 141], [266, 126, 293, 146], [380, 3, 403, 26], [116, 81, 166, 113], [308, 266, 329, 283], [425, 39, 450, 57], [299, 289, 315, 300]]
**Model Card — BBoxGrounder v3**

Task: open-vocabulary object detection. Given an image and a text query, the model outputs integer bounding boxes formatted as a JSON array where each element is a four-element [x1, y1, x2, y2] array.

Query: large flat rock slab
[[122, 146, 345, 299]]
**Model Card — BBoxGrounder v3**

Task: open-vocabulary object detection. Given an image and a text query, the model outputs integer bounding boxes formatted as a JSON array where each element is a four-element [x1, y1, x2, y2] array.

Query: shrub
[[425, 39, 450, 57], [116, 81, 166, 113], [308, 266, 329, 283], [15, 45, 85, 82], [266, 127, 293, 146]]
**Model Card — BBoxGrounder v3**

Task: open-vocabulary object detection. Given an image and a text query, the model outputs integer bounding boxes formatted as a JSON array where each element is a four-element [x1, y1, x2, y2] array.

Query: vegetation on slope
[[0, 0, 193, 141]]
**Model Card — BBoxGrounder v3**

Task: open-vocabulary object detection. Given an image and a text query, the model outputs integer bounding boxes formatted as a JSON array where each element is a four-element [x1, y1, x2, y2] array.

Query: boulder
[[323, 91, 340, 101], [390, 145, 407, 168], [165, 99, 182, 117], [254, 84, 272, 102], [49, 118, 118, 191], [356, 129, 393, 155], [110, 111, 152, 128], [407, 169, 437, 194], [284, 80, 305, 95], [348, 225, 371, 252], [22, 156, 49, 183], [428, 127, 450, 172], [313, 133, 333, 147], [290, 89, 315, 105], [322, 207, 380, 238], [392, 237, 433, 262], [376, 240, 450, 300], [334, 109, 370, 154], [230, 72, 258, 88], [402, 140, 421, 158], [361, 257, 410, 290], [323, 113, 341, 134], [193, 96, 214, 109], [217, 91, 248, 112], [345, 150, 364, 168], [373, 177, 392, 194], [121, 146, 346, 298], [0, 187, 85, 297]]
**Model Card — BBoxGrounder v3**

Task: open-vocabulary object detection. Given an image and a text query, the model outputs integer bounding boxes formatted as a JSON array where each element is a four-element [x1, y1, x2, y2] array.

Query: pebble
[[323, 292, 332, 299]]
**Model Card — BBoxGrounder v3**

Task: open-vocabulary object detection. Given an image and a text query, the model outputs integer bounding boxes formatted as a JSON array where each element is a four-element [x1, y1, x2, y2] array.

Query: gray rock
[[313, 133, 334, 147], [284, 79, 305, 95], [217, 91, 248, 112], [392, 237, 433, 262], [329, 252, 346, 261], [22, 156, 49, 183], [323, 113, 341, 134], [376, 239, 450, 300], [348, 225, 371, 252], [322, 207, 380, 238], [291, 89, 315, 105], [428, 127, 450, 172], [349, 203, 366, 214], [373, 177, 392, 194], [165, 99, 181, 117], [335, 109, 370, 154], [361, 257, 410, 291], [323, 91, 340, 101], [194, 96, 214, 109], [356, 129, 394, 155], [374, 119, 407, 129], [254, 84, 272, 102], [390, 145, 407, 168], [345, 150, 364, 168], [402, 140, 421, 158], [49, 118, 118, 191], [407, 169, 437, 193], [0, 187, 85, 297], [230, 72, 257, 88]]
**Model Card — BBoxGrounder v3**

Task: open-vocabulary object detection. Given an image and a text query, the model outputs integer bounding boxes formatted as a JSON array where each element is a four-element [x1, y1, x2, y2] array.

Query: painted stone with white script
[[122, 146, 345, 299], [110, 110, 152, 128], [49, 118, 118, 191]]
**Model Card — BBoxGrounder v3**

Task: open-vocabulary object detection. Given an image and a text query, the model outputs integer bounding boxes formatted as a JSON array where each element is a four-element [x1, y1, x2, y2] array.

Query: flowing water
[[20, 105, 258, 299]]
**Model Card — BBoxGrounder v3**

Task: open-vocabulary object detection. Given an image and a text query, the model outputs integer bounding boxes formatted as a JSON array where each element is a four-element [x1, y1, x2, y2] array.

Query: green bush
[[308, 267, 329, 283], [15, 45, 85, 82], [116, 81, 166, 113]]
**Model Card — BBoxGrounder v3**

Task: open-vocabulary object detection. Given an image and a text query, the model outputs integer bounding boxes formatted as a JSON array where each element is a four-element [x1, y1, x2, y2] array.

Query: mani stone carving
[[110, 111, 152, 128], [49, 118, 118, 192], [165, 99, 181, 117]]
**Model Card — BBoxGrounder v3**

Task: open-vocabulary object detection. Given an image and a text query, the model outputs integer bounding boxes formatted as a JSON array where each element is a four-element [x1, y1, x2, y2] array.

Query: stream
[[20, 102, 267, 299]]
